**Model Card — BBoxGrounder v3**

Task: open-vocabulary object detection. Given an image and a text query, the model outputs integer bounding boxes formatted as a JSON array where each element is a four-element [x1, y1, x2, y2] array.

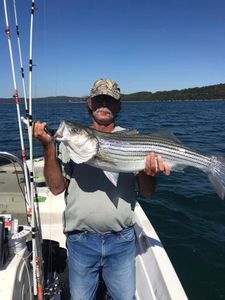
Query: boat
[[0, 0, 189, 297], [0, 152, 188, 299]]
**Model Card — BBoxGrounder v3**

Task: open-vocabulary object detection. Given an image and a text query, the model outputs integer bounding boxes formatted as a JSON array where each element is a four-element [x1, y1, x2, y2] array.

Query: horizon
[[0, 81, 225, 100], [1, 1, 225, 98], [0, 81, 224, 100]]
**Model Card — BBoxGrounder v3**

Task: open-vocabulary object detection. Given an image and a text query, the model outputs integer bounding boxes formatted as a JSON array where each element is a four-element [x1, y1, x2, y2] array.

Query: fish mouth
[[54, 132, 63, 139], [54, 121, 68, 140], [54, 131, 63, 140]]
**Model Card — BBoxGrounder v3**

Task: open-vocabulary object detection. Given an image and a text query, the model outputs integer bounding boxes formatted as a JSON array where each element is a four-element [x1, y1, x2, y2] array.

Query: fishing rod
[[3, 0, 31, 209], [28, 0, 44, 298], [28, 0, 38, 296], [13, 0, 29, 119], [9, 1, 61, 297], [4, 0, 42, 296], [13, 0, 33, 222], [4, 0, 44, 298]]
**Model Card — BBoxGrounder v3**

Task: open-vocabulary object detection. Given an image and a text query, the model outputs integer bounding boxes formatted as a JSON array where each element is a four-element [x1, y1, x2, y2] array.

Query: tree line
[[1, 83, 225, 103], [122, 83, 225, 101]]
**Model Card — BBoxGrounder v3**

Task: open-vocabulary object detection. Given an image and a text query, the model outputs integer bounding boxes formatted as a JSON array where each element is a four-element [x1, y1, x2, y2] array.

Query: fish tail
[[208, 156, 225, 200]]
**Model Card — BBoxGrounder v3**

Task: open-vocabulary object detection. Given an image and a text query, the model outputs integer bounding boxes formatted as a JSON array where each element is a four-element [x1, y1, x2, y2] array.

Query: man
[[33, 78, 170, 300]]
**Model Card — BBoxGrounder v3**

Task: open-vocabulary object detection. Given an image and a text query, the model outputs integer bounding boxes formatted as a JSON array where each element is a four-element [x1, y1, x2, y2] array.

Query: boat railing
[[0, 151, 31, 269]]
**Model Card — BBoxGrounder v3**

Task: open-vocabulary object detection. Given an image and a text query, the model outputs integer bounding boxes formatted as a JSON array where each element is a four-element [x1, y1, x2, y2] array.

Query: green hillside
[[122, 83, 225, 101], [1, 83, 225, 103]]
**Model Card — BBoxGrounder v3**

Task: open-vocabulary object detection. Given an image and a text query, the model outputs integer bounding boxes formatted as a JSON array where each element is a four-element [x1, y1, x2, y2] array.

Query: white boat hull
[[0, 155, 188, 299], [34, 157, 188, 300], [0, 248, 32, 300]]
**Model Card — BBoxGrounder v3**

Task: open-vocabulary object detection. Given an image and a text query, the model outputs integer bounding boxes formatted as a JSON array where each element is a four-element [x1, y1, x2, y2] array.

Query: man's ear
[[86, 98, 92, 110]]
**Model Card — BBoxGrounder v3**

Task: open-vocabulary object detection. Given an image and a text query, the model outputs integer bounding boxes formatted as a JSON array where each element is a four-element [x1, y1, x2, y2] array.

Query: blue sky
[[0, 0, 225, 98]]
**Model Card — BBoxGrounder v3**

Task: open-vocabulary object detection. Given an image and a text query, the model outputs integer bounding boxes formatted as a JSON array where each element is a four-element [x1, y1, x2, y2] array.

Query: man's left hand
[[144, 152, 170, 176]]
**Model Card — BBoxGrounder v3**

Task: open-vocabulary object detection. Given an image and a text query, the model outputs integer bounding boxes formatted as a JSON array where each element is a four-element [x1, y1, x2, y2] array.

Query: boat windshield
[[0, 152, 29, 226]]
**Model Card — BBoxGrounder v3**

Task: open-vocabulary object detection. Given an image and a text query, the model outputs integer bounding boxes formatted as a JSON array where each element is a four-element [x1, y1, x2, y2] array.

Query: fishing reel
[[44, 274, 61, 299]]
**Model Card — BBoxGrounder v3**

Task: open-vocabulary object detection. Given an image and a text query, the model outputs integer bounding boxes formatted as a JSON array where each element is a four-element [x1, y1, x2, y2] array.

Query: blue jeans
[[66, 226, 136, 300]]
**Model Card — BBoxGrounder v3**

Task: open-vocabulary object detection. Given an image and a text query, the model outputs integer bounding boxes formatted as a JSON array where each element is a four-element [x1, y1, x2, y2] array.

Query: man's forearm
[[137, 171, 157, 198], [43, 142, 67, 195]]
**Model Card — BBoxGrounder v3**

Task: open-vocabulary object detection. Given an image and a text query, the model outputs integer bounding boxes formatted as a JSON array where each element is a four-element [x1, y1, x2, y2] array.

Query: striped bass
[[54, 120, 225, 200]]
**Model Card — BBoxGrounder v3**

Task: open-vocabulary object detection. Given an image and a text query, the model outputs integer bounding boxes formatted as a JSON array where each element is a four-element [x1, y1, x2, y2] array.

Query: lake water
[[1, 100, 225, 300]]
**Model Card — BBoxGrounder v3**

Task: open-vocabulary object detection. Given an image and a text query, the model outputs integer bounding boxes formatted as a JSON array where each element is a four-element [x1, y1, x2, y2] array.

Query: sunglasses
[[91, 96, 121, 114]]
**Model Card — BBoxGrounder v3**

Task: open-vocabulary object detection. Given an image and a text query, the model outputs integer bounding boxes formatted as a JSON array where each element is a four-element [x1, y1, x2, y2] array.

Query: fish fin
[[149, 130, 182, 144], [170, 162, 185, 173], [117, 129, 139, 135], [207, 156, 225, 200], [111, 126, 138, 134], [103, 171, 119, 186]]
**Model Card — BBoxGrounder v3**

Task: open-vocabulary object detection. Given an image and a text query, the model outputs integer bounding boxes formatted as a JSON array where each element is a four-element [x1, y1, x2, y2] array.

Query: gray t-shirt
[[58, 126, 137, 233]]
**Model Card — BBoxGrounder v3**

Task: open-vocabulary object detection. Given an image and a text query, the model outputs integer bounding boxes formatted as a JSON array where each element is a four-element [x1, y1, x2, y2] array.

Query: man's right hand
[[33, 121, 53, 146]]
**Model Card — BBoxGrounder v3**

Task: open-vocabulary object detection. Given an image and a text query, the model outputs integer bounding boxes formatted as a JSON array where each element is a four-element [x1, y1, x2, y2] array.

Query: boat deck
[[0, 156, 188, 299]]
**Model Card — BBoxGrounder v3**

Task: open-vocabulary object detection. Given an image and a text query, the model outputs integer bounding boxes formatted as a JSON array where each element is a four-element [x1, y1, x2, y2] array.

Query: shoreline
[[1, 98, 225, 104]]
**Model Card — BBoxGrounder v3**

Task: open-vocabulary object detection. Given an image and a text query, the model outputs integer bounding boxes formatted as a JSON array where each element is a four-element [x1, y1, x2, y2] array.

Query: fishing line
[[13, 0, 29, 119], [28, 0, 44, 298], [12, 0, 34, 210], [40, 0, 62, 287], [3, 0, 31, 210], [11, 160, 27, 203], [4, 0, 44, 298]]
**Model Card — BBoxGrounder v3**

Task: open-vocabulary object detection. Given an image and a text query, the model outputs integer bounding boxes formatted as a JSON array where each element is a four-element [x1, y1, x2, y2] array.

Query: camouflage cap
[[90, 78, 121, 100]]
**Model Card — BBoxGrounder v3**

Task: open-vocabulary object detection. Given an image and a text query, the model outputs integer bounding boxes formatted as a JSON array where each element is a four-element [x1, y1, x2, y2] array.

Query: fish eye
[[71, 128, 80, 133]]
